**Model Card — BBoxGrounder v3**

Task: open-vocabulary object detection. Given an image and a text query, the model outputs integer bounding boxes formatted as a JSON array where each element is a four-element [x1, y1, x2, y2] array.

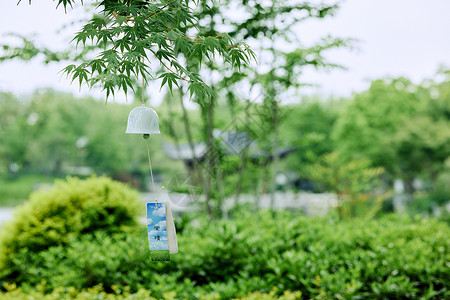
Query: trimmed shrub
[[1, 284, 302, 300], [2, 211, 449, 299], [0, 176, 141, 282]]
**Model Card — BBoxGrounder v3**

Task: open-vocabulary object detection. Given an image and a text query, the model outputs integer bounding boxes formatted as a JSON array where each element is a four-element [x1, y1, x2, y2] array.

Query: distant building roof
[[163, 131, 296, 162], [162, 143, 207, 161]]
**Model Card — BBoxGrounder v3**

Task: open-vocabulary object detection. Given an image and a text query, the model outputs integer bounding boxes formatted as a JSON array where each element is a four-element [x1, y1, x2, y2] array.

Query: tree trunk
[[234, 101, 252, 208], [166, 93, 182, 161], [270, 98, 279, 209], [268, 4, 280, 211], [404, 177, 416, 195], [179, 87, 203, 186], [204, 95, 215, 218], [234, 150, 248, 207], [216, 160, 226, 218]]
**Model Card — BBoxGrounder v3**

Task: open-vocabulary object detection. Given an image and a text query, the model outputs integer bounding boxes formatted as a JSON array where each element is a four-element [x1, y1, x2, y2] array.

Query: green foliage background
[[0, 0, 449, 298], [0, 176, 141, 282], [1, 70, 449, 212], [0, 178, 448, 298]]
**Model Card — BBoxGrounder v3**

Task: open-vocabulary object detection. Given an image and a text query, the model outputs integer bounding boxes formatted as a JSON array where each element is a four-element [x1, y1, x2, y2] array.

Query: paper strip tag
[[165, 202, 178, 254], [147, 202, 170, 261]]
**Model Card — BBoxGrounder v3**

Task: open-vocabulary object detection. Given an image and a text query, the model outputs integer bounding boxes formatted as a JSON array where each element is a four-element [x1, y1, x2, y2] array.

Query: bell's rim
[[125, 129, 161, 134]]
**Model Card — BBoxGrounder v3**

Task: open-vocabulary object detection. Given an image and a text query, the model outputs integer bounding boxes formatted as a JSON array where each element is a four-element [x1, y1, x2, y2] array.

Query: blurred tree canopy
[[0, 1, 448, 214], [1, 0, 353, 215], [0, 89, 182, 183], [333, 76, 450, 192], [280, 98, 339, 179], [0, 68, 449, 214]]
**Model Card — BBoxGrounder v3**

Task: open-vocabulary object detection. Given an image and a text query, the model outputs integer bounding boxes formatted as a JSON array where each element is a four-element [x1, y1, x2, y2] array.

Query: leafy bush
[[0, 284, 301, 300], [2, 210, 449, 299], [308, 152, 386, 219], [0, 176, 141, 282], [1, 283, 160, 300]]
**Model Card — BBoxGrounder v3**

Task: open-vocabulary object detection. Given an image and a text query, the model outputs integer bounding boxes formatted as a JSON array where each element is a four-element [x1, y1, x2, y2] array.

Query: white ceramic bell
[[126, 105, 160, 134]]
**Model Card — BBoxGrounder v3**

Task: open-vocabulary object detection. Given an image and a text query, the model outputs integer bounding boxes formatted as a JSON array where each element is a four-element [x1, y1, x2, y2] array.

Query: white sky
[[0, 0, 450, 102]]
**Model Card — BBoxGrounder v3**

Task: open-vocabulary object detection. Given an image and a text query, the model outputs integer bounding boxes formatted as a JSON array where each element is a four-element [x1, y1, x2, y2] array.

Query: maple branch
[[148, 48, 190, 82]]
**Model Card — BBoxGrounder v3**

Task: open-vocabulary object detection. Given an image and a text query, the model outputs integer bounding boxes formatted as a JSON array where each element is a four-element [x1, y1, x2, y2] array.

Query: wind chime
[[125, 81, 178, 261]]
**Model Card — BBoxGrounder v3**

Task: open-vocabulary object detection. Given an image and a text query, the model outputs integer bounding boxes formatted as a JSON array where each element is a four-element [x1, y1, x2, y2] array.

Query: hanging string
[[146, 138, 157, 200], [142, 69, 157, 202]]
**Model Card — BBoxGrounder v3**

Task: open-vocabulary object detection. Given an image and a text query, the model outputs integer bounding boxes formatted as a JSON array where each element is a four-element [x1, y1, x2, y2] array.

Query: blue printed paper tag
[[147, 202, 170, 261]]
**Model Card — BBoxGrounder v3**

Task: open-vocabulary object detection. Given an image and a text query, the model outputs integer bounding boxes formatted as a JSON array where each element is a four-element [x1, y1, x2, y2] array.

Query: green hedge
[[0, 177, 448, 298], [2, 212, 449, 298], [1, 284, 302, 300], [0, 176, 141, 282]]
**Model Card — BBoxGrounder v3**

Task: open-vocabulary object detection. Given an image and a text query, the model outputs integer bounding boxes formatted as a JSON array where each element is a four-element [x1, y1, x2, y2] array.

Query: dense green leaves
[[333, 77, 450, 187], [280, 100, 339, 177], [63, 0, 255, 99], [308, 152, 386, 219], [0, 90, 181, 177], [10, 0, 255, 100], [1, 207, 449, 298], [0, 176, 141, 282]]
